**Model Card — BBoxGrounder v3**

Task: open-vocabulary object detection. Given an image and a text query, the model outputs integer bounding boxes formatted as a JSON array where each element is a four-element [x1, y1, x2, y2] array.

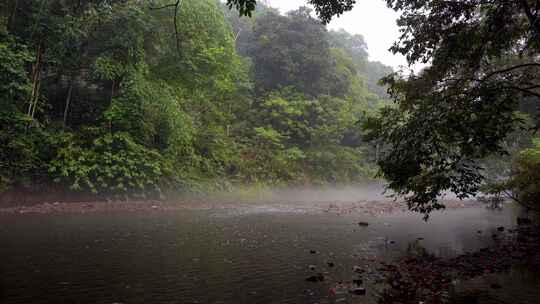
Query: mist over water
[[182, 183, 393, 204], [0, 198, 530, 304]]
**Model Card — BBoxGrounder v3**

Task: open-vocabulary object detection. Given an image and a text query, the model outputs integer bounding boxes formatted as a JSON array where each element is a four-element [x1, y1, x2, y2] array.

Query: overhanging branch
[[149, 0, 182, 57], [483, 63, 540, 80]]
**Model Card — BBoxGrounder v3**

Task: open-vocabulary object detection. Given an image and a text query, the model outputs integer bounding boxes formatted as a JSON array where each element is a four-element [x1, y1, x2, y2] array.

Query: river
[[0, 199, 538, 304]]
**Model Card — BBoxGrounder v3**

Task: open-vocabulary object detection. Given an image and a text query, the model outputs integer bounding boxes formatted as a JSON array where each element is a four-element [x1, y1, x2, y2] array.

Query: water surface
[[0, 202, 537, 304]]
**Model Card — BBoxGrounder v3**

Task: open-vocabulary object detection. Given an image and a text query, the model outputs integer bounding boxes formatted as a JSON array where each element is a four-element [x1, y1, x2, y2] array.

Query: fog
[[182, 183, 393, 204]]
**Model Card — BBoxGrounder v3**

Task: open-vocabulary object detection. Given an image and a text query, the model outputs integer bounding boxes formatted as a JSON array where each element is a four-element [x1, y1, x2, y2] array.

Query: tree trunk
[[375, 142, 380, 163], [108, 79, 115, 133], [111, 79, 115, 102], [7, 0, 18, 31], [30, 79, 40, 120], [27, 42, 42, 120], [26, 46, 42, 133], [63, 77, 74, 129]]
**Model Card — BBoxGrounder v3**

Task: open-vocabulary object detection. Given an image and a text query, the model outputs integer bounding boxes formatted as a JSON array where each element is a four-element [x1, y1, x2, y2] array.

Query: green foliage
[[0, 0, 392, 200], [491, 137, 540, 211], [0, 36, 31, 106], [0, 34, 34, 191], [225, 0, 354, 23], [250, 8, 332, 96], [229, 88, 375, 185], [0, 111, 39, 191], [365, 0, 540, 215], [48, 132, 170, 198], [327, 29, 393, 99]]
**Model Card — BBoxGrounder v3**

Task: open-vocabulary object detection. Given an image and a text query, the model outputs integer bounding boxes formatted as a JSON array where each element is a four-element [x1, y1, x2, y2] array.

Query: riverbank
[[0, 198, 484, 216], [376, 224, 540, 304]]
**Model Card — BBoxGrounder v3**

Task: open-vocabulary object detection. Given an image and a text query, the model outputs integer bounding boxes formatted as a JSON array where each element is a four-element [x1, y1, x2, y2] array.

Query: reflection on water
[[451, 265, 540, 304], [0, 202, 537, 304]]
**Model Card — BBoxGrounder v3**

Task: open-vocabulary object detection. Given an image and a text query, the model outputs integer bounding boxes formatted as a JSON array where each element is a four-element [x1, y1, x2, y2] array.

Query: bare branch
[[148, 1, 182, 57], [483, 63, 540, 80], [504, 85, 540, 99], [173, 0, 181, 56], [149, 3, 178, 10]]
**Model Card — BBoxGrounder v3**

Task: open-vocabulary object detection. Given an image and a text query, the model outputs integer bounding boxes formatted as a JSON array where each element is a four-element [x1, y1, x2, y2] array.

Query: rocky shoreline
[[0, 198, 483, 216], [376, 224, 540, 304]]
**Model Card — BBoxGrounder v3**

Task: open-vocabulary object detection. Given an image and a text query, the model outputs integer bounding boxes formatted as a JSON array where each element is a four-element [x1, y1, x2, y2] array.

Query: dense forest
[[0, 0, 392, 200], [1, 0, 539, 213]]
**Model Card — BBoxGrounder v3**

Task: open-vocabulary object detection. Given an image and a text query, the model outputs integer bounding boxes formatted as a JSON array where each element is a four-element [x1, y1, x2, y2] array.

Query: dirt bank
[[0, 198, 483, 216]]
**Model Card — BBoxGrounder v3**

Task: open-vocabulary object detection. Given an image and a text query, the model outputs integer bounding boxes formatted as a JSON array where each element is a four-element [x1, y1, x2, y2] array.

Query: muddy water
[[0, 202, 537, 304]]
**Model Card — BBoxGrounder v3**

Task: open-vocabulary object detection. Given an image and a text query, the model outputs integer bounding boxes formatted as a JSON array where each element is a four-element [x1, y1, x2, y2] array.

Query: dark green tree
[[366, 0, 540, 215]]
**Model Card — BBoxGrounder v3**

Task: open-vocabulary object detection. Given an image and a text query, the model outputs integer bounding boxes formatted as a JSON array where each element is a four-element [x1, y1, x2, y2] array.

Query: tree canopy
[[226, 0, 356, 23], [2, 0, 537, 215], [0, 0, 389, 201], [365, 0, 540, 214]]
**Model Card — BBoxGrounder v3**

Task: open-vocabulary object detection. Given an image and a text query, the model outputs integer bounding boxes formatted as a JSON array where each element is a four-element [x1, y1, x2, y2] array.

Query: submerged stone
[[305, 273, 325, 282], [490, 283, 502, 290], [350, 287, 366, 295], [517, 217, 532, 225]]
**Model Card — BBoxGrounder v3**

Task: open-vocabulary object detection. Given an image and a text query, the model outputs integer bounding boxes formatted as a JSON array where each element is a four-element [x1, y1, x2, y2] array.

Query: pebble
[[490, 283, 502, 290], [350, 287, 366, 295], [305, 273, 325, 282]]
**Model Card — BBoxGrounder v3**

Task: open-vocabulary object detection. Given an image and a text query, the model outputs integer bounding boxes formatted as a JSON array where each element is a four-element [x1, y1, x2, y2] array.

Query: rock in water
[[305, 273, 325, 282], [358, 222, 369, 227], [497, 226, 505, 232], [490, 283, 502, 290], [350, 287, 366, 295], [517, 217, 532, 225]]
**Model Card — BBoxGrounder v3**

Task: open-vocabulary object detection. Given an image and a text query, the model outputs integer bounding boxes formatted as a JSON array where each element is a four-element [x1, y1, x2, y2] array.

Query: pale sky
[[265, 0, 410, 70]]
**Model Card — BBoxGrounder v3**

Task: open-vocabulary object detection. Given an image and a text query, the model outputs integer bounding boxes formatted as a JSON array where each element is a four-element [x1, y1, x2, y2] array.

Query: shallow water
[[0, 202, 537, 304]]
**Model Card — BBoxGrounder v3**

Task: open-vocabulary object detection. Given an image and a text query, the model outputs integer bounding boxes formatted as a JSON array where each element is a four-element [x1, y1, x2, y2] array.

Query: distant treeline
[[0, 0, 391, 200]]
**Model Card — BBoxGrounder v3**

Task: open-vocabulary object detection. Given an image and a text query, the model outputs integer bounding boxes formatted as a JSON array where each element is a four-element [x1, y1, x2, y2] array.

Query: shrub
[[48, 132, 171, 199]]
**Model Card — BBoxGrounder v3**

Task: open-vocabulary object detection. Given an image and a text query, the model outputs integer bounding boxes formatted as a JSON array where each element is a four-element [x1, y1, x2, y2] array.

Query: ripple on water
[[0, 202, 531, 304]]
